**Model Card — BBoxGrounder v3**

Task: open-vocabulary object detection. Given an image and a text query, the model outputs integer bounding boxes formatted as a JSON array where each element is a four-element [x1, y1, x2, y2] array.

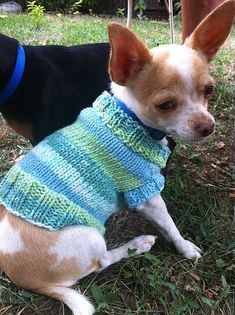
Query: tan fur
[[0, 205, 6, 222], [128, 53, 187, 121], [0, 207, 99, 291], [191, 57, 215, 102], [185, 0, 235, 61], [108, 23, 151, 85]]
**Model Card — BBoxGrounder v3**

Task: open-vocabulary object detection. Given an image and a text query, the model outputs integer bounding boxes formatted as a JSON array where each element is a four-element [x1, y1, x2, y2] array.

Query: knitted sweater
[[0, 92, 171, 234]]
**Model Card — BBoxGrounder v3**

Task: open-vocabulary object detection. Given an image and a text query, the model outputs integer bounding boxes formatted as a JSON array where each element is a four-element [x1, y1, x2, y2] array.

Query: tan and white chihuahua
[[0, 1, 234, 314]]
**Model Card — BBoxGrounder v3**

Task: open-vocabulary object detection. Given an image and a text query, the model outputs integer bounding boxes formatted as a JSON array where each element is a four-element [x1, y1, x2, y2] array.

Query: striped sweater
[[0, 92, 171, 234]]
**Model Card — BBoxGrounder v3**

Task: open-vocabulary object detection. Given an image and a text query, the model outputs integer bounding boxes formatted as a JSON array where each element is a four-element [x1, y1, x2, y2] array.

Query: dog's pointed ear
[[185, 0, 235, 62], [108, 23, 151, 85]]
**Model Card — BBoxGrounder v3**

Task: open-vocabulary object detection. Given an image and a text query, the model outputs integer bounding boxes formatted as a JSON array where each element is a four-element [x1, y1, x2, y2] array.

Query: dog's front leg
[[137, 194, 202, 261]]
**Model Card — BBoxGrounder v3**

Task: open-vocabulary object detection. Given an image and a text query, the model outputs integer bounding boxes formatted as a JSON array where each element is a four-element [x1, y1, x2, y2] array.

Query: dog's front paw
[[175, 239, 202, 261]]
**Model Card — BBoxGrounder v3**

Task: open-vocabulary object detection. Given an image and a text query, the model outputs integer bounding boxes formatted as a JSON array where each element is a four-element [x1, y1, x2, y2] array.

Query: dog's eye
[[158, 102, 174, 111], [204, 85, 214, 98]]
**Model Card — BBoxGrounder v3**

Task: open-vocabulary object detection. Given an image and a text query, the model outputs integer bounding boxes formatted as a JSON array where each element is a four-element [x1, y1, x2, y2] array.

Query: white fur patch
[[111, 83, 139, 110], [165, 44, 195, 90], [50, 226, 106, 273], [151, 44, 197, 95], [0, 217, 24, 254]]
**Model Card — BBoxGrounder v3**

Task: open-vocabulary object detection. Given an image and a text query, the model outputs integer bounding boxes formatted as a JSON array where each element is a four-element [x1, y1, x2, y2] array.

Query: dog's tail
[[37, 286, 95, 315]]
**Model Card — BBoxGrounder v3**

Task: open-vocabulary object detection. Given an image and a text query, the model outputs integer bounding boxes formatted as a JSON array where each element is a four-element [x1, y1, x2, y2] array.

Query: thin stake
[[127, 0, 133, 28], [165, 0, 175, 44]]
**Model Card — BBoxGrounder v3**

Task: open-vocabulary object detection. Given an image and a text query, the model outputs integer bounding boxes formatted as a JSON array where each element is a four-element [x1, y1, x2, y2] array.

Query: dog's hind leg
[[33, 233, 155, 314], [99, 235, 156, 270], [36, 286, 95, 315], [0, 213, 155, 314]]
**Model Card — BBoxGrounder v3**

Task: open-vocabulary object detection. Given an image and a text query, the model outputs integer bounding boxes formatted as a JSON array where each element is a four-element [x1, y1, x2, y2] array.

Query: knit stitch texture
[[0, 92, 171, 234]]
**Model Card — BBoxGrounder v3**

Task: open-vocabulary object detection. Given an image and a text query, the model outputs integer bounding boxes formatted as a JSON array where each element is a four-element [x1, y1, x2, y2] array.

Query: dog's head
[[108, 0, 235, 142]]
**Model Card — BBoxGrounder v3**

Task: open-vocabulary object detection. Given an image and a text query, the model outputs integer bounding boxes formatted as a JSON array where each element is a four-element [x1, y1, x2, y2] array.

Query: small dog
[[0, 1, 234, 314]]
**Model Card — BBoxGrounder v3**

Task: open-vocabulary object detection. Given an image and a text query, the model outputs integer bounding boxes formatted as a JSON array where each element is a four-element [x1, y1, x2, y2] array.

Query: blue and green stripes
[[0, 165, 105, 234], [0, 92, 170, 232]]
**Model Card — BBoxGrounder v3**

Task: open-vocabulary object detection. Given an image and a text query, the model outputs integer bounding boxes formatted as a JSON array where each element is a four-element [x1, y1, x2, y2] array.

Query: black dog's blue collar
[[114, 97, 166, 140], [0, 45, 25, 107]]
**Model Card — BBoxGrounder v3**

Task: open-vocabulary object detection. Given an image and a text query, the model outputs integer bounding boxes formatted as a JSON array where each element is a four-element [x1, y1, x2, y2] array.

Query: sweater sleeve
[[123, 166, 165, 208]]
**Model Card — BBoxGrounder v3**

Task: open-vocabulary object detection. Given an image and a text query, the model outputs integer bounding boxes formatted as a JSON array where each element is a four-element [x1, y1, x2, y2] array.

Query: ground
[[0, 14, 234, 315]]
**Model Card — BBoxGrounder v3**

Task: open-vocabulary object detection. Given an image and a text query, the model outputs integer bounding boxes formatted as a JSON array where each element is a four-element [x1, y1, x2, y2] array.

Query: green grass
[[0, 13, 234, 315], [0, 13, 181, 46]]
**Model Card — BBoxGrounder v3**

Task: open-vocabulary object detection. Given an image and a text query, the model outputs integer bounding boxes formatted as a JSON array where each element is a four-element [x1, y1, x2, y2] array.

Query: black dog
[[0, 34, 110, 145]]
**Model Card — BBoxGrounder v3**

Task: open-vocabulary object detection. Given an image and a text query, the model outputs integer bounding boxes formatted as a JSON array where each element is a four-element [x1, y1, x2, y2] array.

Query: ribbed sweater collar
[[92, 92, 171, 168]]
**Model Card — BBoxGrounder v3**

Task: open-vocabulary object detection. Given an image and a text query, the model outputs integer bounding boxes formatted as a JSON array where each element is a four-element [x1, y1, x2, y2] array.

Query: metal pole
[[168, 0, 175, 44], [127, 0, 133, 28]]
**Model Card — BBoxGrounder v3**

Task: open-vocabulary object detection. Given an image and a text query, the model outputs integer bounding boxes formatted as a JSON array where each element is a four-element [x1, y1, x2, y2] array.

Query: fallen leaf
[[229, 192, 235, 199], [215, 141, 225, 148]]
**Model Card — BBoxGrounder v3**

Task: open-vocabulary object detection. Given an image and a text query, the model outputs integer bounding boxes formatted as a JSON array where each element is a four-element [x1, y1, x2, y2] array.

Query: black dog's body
[[0, 34, 110, 144]]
